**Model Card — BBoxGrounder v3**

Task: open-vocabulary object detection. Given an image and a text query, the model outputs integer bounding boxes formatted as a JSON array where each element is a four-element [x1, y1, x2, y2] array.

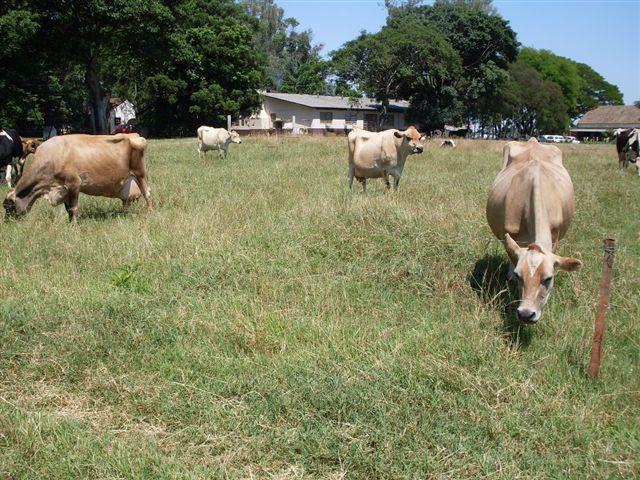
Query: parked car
[[114, 124, 133, 134], [564, 136, 580, 144], [538, 134, 565, 143]]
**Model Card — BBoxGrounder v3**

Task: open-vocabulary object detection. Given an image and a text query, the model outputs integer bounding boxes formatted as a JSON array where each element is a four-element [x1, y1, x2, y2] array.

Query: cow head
[[394, 126, 426, 154], [4, 180, 45, 218], [229, 130, 242, 144], [21, 138, 40, 156], [504, 234, 582, 323]]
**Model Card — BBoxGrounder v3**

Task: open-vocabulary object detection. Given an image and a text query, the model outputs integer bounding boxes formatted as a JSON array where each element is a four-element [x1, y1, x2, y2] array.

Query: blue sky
[[278, 0, 640, 104]]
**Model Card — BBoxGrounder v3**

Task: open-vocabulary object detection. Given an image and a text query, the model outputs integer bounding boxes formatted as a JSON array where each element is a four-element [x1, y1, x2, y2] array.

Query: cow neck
[[529, 167, 553, 251]]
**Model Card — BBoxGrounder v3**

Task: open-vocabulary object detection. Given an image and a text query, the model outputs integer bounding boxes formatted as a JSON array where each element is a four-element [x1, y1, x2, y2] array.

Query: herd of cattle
[[1, 124, 639, 323]]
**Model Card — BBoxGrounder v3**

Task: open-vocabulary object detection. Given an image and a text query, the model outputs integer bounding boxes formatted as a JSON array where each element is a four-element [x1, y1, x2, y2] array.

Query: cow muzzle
[[415, 146, 424, 153], [516, 306, 539, 324], [3, 198, 18, 218]]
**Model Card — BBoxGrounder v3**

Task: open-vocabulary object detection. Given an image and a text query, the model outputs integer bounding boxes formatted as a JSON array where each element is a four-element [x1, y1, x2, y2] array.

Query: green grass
[[1, 136, 638, 478]]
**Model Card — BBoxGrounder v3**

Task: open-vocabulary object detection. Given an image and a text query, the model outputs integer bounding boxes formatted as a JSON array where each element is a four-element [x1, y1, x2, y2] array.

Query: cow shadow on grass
[[469, 255, 533, 349], [78, 205, 140, 221]]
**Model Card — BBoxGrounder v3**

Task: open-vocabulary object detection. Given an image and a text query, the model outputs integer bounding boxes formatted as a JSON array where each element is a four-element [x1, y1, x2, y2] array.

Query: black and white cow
[[615, 128, 640, 175], [0, 128, 24, 187]]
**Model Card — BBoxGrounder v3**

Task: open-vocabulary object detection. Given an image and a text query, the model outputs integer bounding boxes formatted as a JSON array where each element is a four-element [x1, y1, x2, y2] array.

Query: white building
[[233, 92, 409, 135], [108, 99, 136, 133]]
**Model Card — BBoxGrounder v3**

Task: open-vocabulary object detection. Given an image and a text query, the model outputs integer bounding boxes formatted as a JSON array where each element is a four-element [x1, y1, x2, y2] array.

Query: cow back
[[0, 129, 24, 166]]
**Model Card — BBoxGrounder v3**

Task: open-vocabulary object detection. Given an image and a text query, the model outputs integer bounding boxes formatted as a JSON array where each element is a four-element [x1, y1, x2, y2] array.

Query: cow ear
[[419, 135, 426, 142], [504, 233, 522, 264], [555, 255, 583, 272], [394, 131, 403, 138]]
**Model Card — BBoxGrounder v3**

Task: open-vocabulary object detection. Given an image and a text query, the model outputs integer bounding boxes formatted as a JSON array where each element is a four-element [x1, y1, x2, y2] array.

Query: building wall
[[232, 97, 407, 134], [109, 100, 136, 133]]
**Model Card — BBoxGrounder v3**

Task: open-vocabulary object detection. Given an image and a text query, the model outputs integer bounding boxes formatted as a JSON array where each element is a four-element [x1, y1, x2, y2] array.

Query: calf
[[197, 126, 242, 159], [348, 126, 425, 192], [4, 133, 152, 221]]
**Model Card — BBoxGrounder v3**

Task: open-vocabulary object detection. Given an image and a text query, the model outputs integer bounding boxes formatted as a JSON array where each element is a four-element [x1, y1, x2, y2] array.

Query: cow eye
[[542, 277, 553, 288]]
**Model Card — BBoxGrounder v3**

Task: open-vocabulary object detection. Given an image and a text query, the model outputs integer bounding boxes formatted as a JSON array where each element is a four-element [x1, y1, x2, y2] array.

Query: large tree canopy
[[0, 0, 266, 136], [240, 0, 329, 94], [331, 0, 519, 129], [1, 0, 625, 137], [519, 47, 623, 118]]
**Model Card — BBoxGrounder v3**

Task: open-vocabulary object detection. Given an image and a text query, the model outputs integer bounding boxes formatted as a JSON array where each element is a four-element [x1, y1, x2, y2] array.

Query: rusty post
[[588, 239, 615, 379]]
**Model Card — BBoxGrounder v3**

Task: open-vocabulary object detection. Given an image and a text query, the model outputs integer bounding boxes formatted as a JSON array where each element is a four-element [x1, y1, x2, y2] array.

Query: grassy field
[[1, 136, 638, 479]]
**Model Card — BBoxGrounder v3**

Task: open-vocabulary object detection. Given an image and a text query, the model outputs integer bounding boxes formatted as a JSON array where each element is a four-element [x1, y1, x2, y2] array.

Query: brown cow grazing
[[486, 137, 582, 323], [4, 133, 152, 221], [348, 126, 426, 192]]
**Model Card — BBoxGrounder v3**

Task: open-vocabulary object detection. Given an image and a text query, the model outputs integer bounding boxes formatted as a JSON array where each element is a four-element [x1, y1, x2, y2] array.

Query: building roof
[[260, 92, 409, 111], [575, 105, 640, 130]]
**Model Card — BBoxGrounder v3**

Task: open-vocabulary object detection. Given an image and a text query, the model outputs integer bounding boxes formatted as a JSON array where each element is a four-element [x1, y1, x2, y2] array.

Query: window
[[345, 112, 358, 124], [320, 112, 333, 124], [114, 117, 122, 125], [364, 113, 378, 131], [270, 113, 277, 122]]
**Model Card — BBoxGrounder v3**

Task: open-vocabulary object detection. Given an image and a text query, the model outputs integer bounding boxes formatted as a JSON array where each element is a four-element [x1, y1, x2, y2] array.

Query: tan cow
[[15, 137, 40, 178], [348, 126, 425, 192], [4, 133, 152, 221], [486, 137, 582, 323], [197, 126, 242, 159]]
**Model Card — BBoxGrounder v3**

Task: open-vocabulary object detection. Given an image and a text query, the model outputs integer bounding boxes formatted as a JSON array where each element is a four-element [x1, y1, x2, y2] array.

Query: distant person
[[43, 126, 57, 139]]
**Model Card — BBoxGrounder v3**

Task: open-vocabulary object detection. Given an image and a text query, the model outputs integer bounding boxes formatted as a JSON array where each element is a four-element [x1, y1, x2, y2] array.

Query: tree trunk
[[85, 56, 110, 134], [378, 98, 389, 131]]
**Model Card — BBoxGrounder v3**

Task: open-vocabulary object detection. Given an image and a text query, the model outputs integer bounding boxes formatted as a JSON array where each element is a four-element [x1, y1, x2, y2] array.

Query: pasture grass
[[1, 136, 638, 479]]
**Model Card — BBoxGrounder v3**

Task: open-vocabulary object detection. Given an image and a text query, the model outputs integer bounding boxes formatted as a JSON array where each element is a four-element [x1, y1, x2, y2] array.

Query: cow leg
[[348, 166, 355, 190], [358, 177, 367, 193], [64, 189, 79, 222], [15, 158, 24, 178], [197, 143, 203, 158], [133, 174, 153, 210], [4, 164, 12, 188], [393, 175, 401, 190], [619, 152, 627, 170]]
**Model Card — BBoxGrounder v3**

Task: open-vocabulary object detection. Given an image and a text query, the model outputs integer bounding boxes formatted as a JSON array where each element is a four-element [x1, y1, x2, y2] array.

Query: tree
[[331, 17, 462, 129], [0, 7, 85, 131], [240, 0, 329, 94], [125, 0, 266, 136], [575, 62, 623, 113], [1, 0, 266, 136], [518, 47, 622, 118], [278, 22, 329, 94], [332, 0, 517, 129], [487, 61, 567, 137], [386, 0, 518, 122]]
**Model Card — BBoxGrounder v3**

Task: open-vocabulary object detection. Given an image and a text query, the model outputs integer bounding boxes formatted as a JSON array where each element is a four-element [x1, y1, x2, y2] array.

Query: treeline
[[0, 0, 624, 137], [0, 0, 265, 137], [330, 1, 623, 135]]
